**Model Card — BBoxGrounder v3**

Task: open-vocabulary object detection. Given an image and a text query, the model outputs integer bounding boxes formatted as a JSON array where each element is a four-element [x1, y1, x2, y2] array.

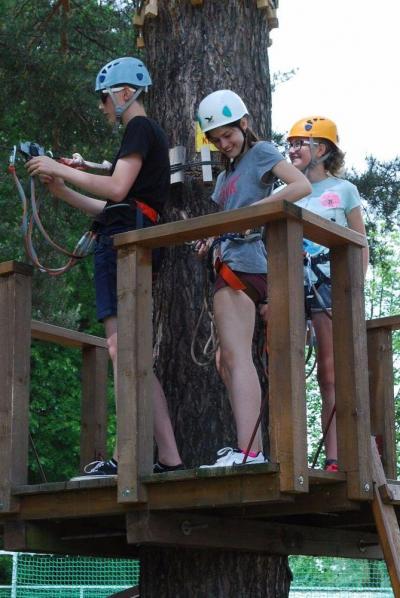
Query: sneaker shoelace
[[83, 460, 109, 473], [215, 447, 236, 460]]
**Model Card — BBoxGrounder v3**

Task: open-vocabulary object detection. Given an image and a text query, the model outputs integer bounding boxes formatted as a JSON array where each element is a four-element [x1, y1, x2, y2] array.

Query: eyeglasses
[[287, 139, 320, 151], [99, 87, 124, 104]]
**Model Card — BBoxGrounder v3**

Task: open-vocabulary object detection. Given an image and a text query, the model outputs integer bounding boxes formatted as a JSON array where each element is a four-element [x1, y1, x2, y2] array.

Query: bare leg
[[104, 316, 182, 466], [311, 311, 337, 461], [213, 287, 262, 453]]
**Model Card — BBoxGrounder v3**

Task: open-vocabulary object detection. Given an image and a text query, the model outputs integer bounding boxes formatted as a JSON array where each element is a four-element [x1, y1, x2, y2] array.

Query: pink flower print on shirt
[[217, 174, 241, 208], [320, 191, 341, 208]]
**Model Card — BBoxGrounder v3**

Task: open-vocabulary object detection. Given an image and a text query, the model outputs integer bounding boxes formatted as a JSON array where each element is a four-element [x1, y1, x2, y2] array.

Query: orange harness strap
[[135, 200, 159, 224], [214, 257, 261, 305], [214, 257, 247, 291]]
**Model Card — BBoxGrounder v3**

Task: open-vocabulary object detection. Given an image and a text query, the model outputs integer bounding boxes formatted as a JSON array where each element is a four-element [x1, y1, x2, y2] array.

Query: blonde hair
[[319, 140, 346, 177]]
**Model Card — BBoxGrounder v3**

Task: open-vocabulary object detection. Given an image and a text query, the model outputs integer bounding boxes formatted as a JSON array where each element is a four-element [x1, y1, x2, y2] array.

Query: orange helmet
[[288, 116, 340, 147]]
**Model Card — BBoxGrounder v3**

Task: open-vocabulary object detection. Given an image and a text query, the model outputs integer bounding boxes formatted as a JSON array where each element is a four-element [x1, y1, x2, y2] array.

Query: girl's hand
[[41, 175, 66, 197], [194, 237, 214, 259], [26, 156, 65, 178]]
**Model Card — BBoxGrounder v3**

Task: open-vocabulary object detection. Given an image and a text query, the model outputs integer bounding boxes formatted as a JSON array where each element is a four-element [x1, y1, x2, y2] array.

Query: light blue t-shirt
[[298, 176, 361, 280], [211, 141, 284, 273]]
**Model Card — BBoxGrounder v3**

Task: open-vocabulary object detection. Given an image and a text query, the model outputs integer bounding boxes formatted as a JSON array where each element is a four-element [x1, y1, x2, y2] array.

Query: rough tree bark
[[140, 2, 291, 596]]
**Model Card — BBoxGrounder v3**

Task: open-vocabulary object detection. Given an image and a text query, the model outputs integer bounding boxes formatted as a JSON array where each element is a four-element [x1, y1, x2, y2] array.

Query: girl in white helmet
[[27, 57, 183, 478], [287, 116, 369, 471], [196, 90, 311, 468]]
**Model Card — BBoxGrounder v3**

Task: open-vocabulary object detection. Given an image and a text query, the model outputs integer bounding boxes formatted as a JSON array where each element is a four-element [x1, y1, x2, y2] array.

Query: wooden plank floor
[[9, 465, 348, 520]]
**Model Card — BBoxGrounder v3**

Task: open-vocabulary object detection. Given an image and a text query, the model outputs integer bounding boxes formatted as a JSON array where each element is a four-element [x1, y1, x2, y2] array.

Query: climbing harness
[[207, 231, 264, 303]]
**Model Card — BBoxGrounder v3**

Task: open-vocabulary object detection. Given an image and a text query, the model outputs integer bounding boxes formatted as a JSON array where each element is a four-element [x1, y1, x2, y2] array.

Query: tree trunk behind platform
[[141, 2, 290, 596], [140, 547, 292, 598]]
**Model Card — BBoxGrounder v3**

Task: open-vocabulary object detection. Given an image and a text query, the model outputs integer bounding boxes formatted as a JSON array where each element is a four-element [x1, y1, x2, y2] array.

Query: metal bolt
[[364, 483, 370, 492], [181, 520, 209, 536], [298, 475, 304, 486], [122, 488, 132, 497]]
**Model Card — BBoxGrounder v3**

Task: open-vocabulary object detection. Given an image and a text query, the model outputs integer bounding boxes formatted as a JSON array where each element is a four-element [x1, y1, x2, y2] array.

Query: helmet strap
[[109, 87, 146, 133], [303, 138, 332, 177]]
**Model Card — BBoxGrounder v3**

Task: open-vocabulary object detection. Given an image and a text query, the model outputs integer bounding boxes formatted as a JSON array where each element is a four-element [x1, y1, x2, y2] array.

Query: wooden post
[[0, 261, 33, 512], [80, 345, 109, 469], [116, 245, 153, 503], [266, 219, 308, 494], [367, 326, 396, 479], [370, 436, 400, 596], [330, 245, 372, 500]]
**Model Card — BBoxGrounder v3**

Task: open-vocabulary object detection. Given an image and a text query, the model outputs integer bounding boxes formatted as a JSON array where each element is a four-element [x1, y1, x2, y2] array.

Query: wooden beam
[[330, 244, 372, 500], [14, 484, 131, 519], [267, 219, 308, 494], [113, 200, 366, 251], [367, 328, 396, 478], [379, 482, 400, 505], [367, 314, 400, 331], [31, 320, 107, 348], [0, 261, 33, 276], [0, 264, 32, 512], [3, 520, 138, 558], [80, 345, 109, 469], [371, 437, 400, 596], [126, 511, 382, 559], [117, 246, 153, 503]]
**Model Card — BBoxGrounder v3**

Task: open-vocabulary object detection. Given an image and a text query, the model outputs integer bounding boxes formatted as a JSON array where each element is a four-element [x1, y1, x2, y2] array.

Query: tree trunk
[[141, 2, 291, 596], [140, 547, 292, 598]]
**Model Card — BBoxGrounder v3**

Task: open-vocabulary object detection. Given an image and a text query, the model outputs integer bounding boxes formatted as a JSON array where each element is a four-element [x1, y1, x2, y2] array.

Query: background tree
[[139, 2, 293, 595]]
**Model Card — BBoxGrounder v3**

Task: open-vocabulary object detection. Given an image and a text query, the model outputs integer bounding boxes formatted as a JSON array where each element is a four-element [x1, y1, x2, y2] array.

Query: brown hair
[[206, 120, 259, 171]]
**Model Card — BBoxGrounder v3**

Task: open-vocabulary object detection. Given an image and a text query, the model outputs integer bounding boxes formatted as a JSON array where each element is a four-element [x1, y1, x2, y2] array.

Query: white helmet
[[197, 90, 248, 133]]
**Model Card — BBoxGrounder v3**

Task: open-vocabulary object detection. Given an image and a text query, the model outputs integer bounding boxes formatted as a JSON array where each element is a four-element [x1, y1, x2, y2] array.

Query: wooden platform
[[0, 465, 392, 561], [1, 203, 400, 591]]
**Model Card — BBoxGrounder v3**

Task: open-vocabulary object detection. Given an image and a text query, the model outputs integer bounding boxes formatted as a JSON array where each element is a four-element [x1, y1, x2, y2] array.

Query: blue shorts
[[94, 226, 163, 322], [305, 281, 332, 318]]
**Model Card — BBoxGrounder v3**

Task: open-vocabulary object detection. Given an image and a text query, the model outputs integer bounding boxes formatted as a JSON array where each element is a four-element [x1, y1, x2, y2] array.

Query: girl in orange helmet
[[287, 116, 369, 471]]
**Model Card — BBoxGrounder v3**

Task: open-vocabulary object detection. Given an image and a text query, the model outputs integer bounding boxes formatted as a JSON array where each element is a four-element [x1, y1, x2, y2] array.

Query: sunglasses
[[99, 87, 125, 104]]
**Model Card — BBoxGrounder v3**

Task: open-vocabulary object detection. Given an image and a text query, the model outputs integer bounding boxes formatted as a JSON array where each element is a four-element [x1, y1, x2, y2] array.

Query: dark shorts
[[94, 226, 163, 322], [214, 271, 267, 305], [305, 281, 332, 318]]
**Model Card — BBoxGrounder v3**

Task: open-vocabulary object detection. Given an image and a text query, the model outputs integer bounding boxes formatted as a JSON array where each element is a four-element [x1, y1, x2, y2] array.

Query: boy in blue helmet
[[27, 57, 184, 478]]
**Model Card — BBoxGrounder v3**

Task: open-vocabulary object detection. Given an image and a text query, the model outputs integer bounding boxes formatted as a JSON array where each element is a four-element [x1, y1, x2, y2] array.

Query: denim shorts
[[94, 226, 164, 322], [305, 281, 332, 318]]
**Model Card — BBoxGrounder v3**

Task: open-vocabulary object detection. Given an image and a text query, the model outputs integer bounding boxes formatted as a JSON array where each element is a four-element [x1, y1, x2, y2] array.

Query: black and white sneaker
[[153, 461, 185, 474], [70, 459, 118, 481]]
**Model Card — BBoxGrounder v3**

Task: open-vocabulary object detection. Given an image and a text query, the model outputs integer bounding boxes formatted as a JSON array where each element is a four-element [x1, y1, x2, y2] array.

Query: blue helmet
[[95, 57, 152, 92]]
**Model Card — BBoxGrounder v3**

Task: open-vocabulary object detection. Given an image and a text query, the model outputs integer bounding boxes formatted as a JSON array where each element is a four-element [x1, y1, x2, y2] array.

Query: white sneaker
[[200, 447, 266, 468]]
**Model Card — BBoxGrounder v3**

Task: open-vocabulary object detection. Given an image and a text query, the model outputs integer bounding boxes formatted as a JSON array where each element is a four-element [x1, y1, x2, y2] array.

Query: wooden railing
[[112, 199, 372, 503], [367, 315, 400, 480], [0, 261, 109, 512], [2, 199, 397, 515]]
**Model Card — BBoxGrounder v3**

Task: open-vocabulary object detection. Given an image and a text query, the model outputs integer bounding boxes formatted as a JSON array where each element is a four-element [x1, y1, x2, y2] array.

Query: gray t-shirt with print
[[211, 141, 284, 273]]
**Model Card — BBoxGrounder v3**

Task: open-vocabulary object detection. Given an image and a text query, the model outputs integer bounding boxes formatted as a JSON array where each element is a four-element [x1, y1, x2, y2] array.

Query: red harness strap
[[135, 200, 159, 224], [214, 257, 247, 291]]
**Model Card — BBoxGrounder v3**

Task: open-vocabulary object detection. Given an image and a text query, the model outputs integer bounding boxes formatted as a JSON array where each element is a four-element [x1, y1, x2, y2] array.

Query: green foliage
[[289, 556, 391, 589], [0, 554, 12, 585]]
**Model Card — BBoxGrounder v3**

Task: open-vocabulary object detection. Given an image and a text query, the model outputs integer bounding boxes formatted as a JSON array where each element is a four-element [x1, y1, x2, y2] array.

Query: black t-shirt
[[94, 116, 170, 228]]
